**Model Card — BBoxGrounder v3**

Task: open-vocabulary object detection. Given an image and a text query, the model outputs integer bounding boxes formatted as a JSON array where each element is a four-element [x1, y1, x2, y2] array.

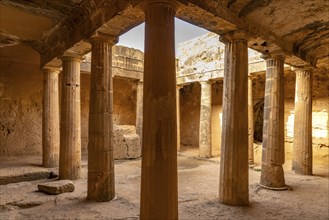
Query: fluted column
[[87, 35, 117, 201], [136, 80, 143, 147], [140, 1, 178, 219], [42, 67, 60, 168], [177, 85, 182, 152], [59, 54, 82, 180], [248, 77, 254, 166], [199, 81, 212, 158], [292, 68, 313, 175], [260, 53, 288, 190], [219, 31, 249, 206]]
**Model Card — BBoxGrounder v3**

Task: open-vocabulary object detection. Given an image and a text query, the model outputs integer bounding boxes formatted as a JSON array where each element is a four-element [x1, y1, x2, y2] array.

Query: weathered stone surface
[[38, 180, 74, 195], [113, 125, 140, 159], [260, 55, 287, 189], [140, 3, 178, 219], [87, 36, 116, 202], [219, 32, 249, 205], [199, 81, 212, 158], [59, 55, 82, 180]]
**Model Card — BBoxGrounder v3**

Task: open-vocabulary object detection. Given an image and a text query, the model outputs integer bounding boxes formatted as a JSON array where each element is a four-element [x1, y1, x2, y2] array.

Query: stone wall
[[0, 62, 43, 156], [0, 46, 142, 158]]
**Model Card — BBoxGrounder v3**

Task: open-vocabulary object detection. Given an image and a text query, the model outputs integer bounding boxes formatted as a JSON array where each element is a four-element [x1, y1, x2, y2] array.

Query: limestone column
[[260, 53, 288, 190], [248, 77, 255, 166], [219, 31, 249, 206], [177, 85, 182, 152], [292, 68, 313, 175], [87, 35, 117, 201], [59, 54, 82, 180], [140, 1, 178, 219], [199, 81, 212, 158], [136, 80, 143, 147], [42, 67, 60, 168]]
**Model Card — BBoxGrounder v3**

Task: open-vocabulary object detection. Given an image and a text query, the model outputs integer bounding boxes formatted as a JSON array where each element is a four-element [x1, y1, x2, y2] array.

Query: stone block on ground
[[113, 125, 141, 159], [38, 180, 74, 195]]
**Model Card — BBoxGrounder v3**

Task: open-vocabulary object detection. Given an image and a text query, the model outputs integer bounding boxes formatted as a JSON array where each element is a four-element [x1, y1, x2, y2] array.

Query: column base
[[260, 164, 286, 188], [259, 184, 291, 191]]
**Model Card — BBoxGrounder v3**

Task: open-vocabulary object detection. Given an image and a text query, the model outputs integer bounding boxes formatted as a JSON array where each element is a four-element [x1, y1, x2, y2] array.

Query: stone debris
[[38, 180, 75, 195], [113, 125, 141, 159]]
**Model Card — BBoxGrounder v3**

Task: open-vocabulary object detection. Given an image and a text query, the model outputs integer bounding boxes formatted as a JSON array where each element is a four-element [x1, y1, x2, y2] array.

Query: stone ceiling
[[0, 0, 328, 71]]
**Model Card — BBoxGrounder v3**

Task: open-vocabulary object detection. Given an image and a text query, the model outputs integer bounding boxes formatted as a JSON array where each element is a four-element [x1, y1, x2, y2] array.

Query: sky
[[117, 18, 208, 51]]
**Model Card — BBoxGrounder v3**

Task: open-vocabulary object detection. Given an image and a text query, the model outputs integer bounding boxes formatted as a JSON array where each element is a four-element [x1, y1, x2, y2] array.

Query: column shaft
[[87, 37, 116, 201], [59, 55, 82, 180], [199, 81, 212, 157], [248, 77, 254, 165], [260, 55, 286, 189], [219, 33, 249, 205], [136, 81, 143, 147], [292, 69, 313, 175], [140, 2, 178, 219], [177, 86, 181, 152], [42, 68, 60, 168]]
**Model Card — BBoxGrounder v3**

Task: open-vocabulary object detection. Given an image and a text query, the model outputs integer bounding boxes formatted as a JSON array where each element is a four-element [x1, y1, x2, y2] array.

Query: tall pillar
[[42, 67, 60, 168], [177, 85, 182, 152], [248, 77, 255, 166], [199, 81, 212, 158], [136, 80, 143, 147], [59, 54, 82, 180], [219, 31, 249, 206], [292, 68, 313, 175], [260, 53, 288, 190], [140, 1, 178, 219], [87, 35, 117, 201]]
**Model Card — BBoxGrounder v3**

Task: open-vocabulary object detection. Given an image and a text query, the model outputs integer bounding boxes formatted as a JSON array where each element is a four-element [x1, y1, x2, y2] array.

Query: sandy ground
[[0, 155, 328, 220]]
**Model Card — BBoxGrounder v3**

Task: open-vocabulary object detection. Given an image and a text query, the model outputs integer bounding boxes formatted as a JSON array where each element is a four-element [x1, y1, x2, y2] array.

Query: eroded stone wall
[[0, 62, 43, 157]]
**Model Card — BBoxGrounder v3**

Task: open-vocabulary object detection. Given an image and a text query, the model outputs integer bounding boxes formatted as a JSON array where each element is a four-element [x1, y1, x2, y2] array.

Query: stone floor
[[0, 155, 328, 220]]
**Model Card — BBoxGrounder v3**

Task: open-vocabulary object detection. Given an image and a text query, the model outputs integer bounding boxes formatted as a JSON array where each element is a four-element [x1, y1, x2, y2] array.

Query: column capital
[[219, 30, 250, 44], [292, 66, 314, 73], [137, 0, 187, 11], [89, 32, 118, 45], [42, 65, 61, 73], [199, 80, 212, 85], [61, 52, 84, 61], [176, 84, 183, 89], [261, 50, 286, 61]]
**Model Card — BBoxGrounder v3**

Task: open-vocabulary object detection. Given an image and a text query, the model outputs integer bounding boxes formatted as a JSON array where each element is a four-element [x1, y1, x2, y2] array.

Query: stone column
[[59, 54, 82, 180], [292, 68, 313, 175], [87, 35, 117, 201], [260, 53, 288, 190], [136, 80, 143, 147], [177, 85, 182, 152], [219, 31, 249, 206], [199, 81, 212, 158], [248, 77, 255, 166], [42, 67, 60, 168], [140, 1, 178, 219]]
